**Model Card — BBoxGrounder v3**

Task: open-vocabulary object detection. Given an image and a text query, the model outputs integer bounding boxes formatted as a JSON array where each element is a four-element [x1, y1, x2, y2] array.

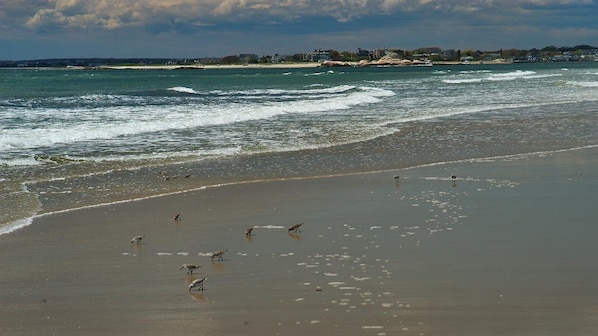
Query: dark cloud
[[1, 0, 596, 59]]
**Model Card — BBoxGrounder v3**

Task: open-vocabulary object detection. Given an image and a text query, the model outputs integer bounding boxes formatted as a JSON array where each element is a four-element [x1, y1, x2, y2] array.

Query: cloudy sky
[[1, 0, 597, 60]]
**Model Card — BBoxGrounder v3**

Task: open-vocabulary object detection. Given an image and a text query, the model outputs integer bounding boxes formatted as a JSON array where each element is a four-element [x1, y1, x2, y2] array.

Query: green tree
[[327, 50, 341, 61], [340, 51, 355, 61], [220, 55, 240, 64]]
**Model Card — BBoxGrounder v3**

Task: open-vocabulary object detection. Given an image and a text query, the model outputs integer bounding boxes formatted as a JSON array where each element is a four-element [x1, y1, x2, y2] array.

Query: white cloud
[[19, 0, 594, 31], [0, 0, 595, 48]]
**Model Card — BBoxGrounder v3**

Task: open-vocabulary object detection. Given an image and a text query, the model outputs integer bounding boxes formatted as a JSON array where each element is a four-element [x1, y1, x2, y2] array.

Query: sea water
[[1, 63, 597, 234]]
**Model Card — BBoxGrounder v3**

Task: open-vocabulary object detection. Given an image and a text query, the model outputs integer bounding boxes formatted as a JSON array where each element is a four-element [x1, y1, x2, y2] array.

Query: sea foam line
[[2, 145, 596, 236]]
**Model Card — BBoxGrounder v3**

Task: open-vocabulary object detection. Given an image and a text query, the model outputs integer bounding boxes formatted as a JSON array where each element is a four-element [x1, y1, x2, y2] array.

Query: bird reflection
[[288, 233, 302, 240], [189, 291, 206, 302], [210, 262, 226, 272]]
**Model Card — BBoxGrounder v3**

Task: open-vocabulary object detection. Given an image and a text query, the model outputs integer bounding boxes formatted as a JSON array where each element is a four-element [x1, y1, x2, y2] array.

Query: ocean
[[1, 62, 597, 234]]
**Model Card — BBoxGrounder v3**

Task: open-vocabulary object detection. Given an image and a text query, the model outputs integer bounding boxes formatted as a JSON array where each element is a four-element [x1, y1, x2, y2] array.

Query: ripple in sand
[[279, 252, 295, 257], [253, 225, 285, 229], [304, 264, 319, 268], [328, 281, 345, 287]]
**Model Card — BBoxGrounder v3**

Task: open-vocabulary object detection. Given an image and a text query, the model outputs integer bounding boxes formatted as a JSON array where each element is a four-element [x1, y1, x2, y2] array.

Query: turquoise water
[[1, 63, 597, 233]]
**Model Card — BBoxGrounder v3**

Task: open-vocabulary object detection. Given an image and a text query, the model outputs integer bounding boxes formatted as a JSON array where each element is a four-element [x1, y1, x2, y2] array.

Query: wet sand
[[1, 147, 597, 335]]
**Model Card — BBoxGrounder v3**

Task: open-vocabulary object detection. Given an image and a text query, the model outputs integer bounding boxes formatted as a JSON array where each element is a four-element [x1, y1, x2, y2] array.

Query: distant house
[[271, 54, 288, 63], [239, 54, 259, 63], [357, 48, 370, 57], [439, 49, 459, 61], [305, 50, 331, 62], [371, 49, 386, 59]]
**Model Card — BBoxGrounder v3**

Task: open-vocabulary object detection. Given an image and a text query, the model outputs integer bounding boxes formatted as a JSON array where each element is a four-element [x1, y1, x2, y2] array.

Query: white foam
[[566, 81, 598, 88], [2, 85, 393, 155], [0, 217, 34, 235], [442, 70, 562, 84], [167, 86, 199, 94]]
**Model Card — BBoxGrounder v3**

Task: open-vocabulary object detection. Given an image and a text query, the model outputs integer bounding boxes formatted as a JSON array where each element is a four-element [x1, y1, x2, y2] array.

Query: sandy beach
[[1, 147, 597, 335], [98, 62, 324, 70]]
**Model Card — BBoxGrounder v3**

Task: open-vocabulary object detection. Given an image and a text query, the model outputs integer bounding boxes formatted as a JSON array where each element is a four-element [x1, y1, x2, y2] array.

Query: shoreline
[[1, 59, 515, 71], [83, 59, 515, 70], [2, 145, 594, 237]]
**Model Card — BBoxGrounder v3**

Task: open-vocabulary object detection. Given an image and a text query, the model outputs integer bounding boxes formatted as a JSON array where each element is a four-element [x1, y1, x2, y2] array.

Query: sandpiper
[[211, 250, 228, 261], [245, 226, 254, 236], [189, 277, 207, 292], [288, 222, 303, 233], [179, 264, 202, 275], [130, 235, 145, 244], [174, 213, 181, 221]]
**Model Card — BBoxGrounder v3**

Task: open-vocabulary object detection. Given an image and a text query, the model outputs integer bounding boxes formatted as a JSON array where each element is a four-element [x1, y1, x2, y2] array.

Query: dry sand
[[1, 147, 597, 335]]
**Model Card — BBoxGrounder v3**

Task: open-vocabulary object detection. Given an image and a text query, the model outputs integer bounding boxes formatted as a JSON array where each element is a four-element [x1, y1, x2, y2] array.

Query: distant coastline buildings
[[2, 44, 597, 68]]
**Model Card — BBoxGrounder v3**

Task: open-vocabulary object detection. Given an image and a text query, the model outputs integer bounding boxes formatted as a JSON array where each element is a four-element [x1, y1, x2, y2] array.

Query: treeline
[[0, 58, 182, 68], [2, 44, 597, 68]]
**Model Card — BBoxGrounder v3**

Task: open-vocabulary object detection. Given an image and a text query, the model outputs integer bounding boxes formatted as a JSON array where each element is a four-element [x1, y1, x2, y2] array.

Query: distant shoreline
[[98, 62, 322, 70], [97, 59, 513, 70], [1, 60, 517, 71]]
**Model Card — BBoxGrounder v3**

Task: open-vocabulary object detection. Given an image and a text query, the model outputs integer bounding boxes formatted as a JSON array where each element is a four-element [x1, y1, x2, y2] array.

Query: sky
[[1, 0, 597, 60]]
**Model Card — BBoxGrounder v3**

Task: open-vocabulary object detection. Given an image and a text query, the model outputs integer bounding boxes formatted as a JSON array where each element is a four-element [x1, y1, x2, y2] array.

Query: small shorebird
[[394, 175, 400, 181], [211, 250, 228, 261], [179, 264, 202, 274], [288, 222, 303, 233], [174, 213, 181, 221], [245, 226, 254, 236], [189, 277, 207, 292], [130, 235, 145, 244], [451, 175, 457, 180]]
